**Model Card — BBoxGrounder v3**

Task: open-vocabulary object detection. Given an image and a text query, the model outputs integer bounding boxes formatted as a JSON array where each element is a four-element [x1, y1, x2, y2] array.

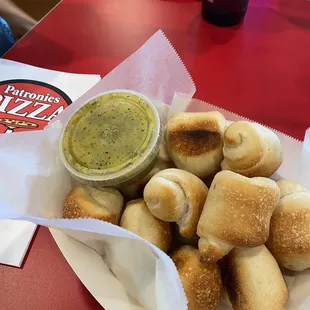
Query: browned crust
[[167, 113, 224, 157], [171, 246, 222, 310], [63, 186, 121, 224], [266, 184, 310, 270], [267, 210, 310, 255], [266, 194, 310, 270]]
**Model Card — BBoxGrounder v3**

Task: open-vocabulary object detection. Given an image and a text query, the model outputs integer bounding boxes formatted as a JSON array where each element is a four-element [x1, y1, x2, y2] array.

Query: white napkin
[[0, 59, 101, 266], [0, 220, 36, 266]]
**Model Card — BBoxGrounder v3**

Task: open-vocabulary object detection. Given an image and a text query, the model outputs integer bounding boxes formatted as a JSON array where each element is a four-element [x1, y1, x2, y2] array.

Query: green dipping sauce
[[62, 92, 158, 177]]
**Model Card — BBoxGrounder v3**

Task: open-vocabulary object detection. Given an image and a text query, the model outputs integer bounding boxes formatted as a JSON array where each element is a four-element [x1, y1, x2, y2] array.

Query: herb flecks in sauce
[[62, 92, 156, 176]]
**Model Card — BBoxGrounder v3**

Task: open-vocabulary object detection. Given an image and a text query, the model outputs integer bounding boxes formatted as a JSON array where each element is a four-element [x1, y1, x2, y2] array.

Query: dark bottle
[[202, 0, 249, 27]]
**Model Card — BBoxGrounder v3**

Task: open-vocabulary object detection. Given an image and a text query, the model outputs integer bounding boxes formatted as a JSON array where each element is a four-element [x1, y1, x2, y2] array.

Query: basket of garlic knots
[[0, 30, 309, 310], [58, 106, 309, 310]]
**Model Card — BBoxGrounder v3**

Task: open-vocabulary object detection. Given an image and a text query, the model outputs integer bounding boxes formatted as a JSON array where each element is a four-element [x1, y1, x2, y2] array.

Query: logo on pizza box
[[0, 79, 72, 134]]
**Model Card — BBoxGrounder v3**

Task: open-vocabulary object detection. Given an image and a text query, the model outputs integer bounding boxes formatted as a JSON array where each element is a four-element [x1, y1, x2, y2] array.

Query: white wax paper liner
[[50, 30, 196, 127], [12, 216, 186, 310], [299, 128, 310, 191], [186, 98, 304, 183]]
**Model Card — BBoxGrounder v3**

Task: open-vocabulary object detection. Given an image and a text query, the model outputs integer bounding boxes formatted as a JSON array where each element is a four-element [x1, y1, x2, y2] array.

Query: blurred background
[[13, 0, 60, 20]]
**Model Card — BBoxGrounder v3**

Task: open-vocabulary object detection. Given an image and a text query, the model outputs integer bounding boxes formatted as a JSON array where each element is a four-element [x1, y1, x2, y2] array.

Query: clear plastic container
[[59, 90, 161, 187]]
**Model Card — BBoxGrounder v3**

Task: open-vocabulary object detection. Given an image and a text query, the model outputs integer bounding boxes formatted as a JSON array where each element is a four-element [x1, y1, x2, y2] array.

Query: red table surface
[[1, 0, 310, 309]]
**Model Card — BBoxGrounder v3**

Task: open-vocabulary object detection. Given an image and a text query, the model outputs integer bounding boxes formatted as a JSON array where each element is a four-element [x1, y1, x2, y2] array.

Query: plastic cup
[[59, 90, 161, 188]]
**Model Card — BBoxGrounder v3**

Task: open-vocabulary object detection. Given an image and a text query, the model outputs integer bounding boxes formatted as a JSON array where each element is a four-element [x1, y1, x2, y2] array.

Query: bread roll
[[171, 246, 222, 310], [166, 112, 226, 178], [121, 157, 175, 200], [120, 199, 172, 252], [221, 121, 282, 177], [197, 170, 280, 263], [63, 186, 124, 225], [223, 245, 288, 310], [276, 179, 308, 198], [144, 168, 208, 238], [266, 179, 310, 271]]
